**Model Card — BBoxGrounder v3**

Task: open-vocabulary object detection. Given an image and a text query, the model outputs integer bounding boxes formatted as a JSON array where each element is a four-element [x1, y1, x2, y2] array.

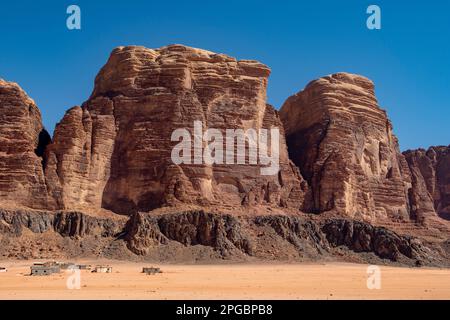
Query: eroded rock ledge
[[0, 209, 122, 237], [1, 209, 448, 267]]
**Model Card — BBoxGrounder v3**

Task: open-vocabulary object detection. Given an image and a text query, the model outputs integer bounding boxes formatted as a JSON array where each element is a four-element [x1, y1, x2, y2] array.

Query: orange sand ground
[[0, 261, 449, 300]]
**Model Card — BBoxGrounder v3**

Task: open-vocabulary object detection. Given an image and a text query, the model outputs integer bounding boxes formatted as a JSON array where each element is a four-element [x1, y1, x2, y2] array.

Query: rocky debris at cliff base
[[1, 208, 448, 267], [0, 80, 53, 210], [118, 211, 450, 267], [404, 146, 450, 222]]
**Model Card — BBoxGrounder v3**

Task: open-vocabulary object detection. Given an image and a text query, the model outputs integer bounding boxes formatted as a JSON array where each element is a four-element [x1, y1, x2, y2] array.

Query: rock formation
[[2, 208, 448, 266], [0, 46, 449, 266], [0, 79, 52, 209], [404, 146, 450, 221], [45, 45, 307, 214], [280, 73, 412, 222]]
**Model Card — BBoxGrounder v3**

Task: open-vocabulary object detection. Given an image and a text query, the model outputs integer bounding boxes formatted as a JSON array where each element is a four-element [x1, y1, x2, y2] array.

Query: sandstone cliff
[[45, 45, 307, 214], [404, 146, 450, 222], [280, 73, 412, 222], [0, 46, 449, 266], [0, 79, 52, 209]]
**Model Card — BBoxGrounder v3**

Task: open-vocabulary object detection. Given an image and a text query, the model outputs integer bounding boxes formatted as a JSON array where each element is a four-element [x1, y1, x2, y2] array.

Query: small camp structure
[[142, 267, 162, 275], [92, 265, 112, 273], [77, 264, 91, 270], [30, 262, 60, 276]]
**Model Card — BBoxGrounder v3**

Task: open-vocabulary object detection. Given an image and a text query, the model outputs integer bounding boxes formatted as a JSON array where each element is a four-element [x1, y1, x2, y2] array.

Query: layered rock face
[[45, 45, 307, 214], [404, 146, 450, 221], [0, 79, 52, 209], [1, 46, 449, 265], [280, 73, 412, 221]]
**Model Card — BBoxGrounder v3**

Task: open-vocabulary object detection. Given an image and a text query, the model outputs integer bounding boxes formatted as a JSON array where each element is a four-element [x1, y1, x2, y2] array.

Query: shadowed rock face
[[0, 208, 127, 260], [125, 211, 253, 257], [404, 146, 450, 221], [280, 73, 412, 221], [0, 79, 53, 209], [0, 209, 122, 238], [124, 210, 439, 263], [44, 45, 307, 214], [4, 208, 445, 266], [322, 219, 419, 261]]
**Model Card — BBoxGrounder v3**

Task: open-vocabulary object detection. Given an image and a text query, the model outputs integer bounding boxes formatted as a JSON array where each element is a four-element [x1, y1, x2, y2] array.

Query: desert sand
[[0, 261, 449, 300]]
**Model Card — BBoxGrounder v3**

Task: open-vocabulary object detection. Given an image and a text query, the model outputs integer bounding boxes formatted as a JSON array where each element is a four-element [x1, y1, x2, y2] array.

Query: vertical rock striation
[[0, 79, 52, 209], [44, 45, 307, 214], [280, 73, 412, 221], [404, 146, 450, 221]]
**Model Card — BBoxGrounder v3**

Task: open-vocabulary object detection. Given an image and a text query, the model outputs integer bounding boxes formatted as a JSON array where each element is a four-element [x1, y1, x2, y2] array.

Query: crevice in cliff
[[285, 119, 330, 213], [35, 128, 54, 204], [35, 128, 51, 159], [98, 95, 138, 215]]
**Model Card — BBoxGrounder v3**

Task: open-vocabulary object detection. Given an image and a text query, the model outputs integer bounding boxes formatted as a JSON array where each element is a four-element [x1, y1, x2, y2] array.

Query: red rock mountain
[[280, 73, 412, 222], [0, 79, 52, 209], [44, 45, 307, 214]]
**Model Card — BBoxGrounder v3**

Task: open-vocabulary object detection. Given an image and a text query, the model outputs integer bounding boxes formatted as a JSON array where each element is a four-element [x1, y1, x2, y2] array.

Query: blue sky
[[0, 0, 448, 151]]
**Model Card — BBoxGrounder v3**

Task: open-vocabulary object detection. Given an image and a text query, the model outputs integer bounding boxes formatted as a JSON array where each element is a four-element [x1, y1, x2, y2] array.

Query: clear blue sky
[[0, 0, 449, 151]]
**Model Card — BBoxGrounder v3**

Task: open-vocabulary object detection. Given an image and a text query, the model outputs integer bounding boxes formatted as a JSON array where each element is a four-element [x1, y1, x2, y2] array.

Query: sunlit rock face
[[280, 73, 412, 221], [0, 79, 53, 209], [45, 45, 307, 214]]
